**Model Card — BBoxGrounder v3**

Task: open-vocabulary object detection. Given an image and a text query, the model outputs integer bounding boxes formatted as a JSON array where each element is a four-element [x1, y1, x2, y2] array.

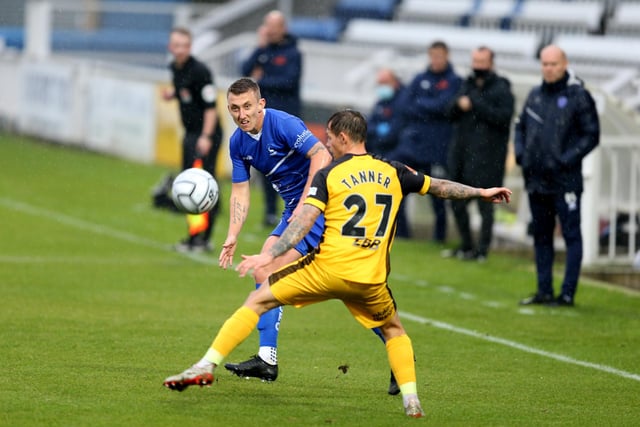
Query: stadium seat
[[554, 33, 640, 67], [51, 29, 170, 53], [0, 27, 24, 49], [470, 0, 519, 29], [510, 0, 605, 34], [334, 0, 399, 24], [342, 19, 540, 60], [607, 2, 640, 36], [100, 0, 179, 32], [289, 17, 344, 42], [394, 0, 475, 26]]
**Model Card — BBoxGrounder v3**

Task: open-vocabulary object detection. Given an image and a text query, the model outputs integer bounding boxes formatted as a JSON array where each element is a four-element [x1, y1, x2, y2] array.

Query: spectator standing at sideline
[[388, 40, 462, 243], [516, 45, 600, 307], [366, 68, 410, 238], [163, 109, 513, 418], [164, 27, 223, 252], [444, 46, 515, 261], [241, 10, 303, 227]]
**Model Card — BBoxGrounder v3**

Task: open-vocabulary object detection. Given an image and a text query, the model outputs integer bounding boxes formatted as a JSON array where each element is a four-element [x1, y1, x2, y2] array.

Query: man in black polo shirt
[[164, 27, 222, 252]]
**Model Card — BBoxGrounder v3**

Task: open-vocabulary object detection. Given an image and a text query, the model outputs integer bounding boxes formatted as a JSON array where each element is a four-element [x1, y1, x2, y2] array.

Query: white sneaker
[[163, 365, 214, 392], [404, 397, 425, 418]]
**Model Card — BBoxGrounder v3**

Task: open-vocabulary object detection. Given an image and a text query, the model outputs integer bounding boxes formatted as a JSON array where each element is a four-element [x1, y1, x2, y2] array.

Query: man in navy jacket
[[515, 45, 600, 307], [242, 10, 303, 227], [242, 10, 302, 117], [388, 41, 462, 242]]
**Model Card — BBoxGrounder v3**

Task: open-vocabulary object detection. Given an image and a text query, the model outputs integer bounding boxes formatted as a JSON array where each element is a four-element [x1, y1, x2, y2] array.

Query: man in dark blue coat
[[242, 10, 303, 227], [242, 10, 302, 117], [388, 41, 462, 242], [515, 45, 600, 307]]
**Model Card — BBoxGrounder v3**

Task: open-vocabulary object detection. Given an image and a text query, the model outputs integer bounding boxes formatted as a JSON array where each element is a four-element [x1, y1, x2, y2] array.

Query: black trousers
[[450, 198, 494, 255]]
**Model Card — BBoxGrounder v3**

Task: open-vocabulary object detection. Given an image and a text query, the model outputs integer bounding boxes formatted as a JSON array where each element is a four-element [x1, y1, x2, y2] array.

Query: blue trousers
[[528, 192, 583, 298]]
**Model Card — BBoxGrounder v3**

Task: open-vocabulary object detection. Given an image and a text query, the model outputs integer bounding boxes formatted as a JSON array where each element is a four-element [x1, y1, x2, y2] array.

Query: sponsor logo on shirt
[[294, 129, 312, 148]]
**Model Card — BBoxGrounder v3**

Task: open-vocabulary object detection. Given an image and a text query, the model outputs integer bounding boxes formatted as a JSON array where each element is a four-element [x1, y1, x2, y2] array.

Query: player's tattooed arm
[[428, 178, 482, 199], [429, 178, 512, 203], [231, 196, 248, 225], [307, 142, 332, 172], [269, 204, 321, 258]]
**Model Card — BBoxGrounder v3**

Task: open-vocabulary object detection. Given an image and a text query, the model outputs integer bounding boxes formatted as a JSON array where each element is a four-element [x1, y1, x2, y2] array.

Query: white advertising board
[[85, 76, 156, 163], [19, 61, 79, 143]]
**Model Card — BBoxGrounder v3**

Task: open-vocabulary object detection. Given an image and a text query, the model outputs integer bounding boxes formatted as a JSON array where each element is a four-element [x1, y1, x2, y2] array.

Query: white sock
[[258, 346, 277, 365], [194, 358, 214, 370]]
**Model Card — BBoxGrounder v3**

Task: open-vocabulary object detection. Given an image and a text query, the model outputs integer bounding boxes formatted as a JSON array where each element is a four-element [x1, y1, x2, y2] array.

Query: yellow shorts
[[268, 252, 397, 329]]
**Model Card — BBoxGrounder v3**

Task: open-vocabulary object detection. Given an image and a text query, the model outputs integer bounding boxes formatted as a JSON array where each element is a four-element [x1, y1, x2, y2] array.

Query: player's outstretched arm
[[219, 181, 251, 269], [237, 204, 321, 277], [428, 178, 511, 204]]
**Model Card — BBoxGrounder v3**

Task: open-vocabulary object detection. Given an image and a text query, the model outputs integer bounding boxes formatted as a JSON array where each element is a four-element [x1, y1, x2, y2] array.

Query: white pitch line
[[399, 310, 640, 382], [0, 197, 214, 265], [3, 197, 638, 381]]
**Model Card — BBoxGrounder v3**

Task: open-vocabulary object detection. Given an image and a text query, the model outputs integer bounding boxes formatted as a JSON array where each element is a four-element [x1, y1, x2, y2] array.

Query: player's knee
[[252, 268, 269, 284]]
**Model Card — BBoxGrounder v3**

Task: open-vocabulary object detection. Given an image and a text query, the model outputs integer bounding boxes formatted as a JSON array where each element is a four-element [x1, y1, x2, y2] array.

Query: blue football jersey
[[229, 109, 321, 213]]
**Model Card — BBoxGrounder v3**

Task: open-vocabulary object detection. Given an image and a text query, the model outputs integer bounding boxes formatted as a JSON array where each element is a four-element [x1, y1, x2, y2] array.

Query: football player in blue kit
[[217, 78, 332, 381]]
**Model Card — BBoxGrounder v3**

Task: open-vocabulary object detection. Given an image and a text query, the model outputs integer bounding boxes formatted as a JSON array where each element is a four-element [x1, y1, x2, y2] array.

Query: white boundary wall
[[1, 56, 162, 164]]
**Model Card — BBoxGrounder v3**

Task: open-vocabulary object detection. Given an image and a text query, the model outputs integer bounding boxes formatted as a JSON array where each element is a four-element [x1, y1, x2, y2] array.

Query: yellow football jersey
[[305, 153, 430, 283]]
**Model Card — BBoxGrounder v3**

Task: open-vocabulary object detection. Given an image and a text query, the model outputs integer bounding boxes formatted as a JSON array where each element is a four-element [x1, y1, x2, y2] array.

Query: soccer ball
[[171, 168, 219, 214]]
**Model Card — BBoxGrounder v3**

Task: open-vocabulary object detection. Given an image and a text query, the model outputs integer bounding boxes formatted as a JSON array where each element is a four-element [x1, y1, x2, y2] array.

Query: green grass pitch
[[1, 132, 639, 426]]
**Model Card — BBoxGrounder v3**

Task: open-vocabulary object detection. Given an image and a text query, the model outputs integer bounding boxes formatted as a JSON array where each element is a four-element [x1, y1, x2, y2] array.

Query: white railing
[[596, 136, 640, 263]]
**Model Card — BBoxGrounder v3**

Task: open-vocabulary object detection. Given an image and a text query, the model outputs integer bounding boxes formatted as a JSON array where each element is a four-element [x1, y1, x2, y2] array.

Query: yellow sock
[[208, 306, 259, 364], [386, 334, 417, 392]]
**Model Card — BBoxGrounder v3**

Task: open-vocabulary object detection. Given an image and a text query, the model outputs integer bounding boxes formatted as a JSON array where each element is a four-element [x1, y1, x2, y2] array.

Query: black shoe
[[174, 235, 213, 253], [549, 294, 575, 307], [224, 355, 278, 381], [441, 247, 475, 260], [519, 293, 554, 305], [388, 370, 400, 395]]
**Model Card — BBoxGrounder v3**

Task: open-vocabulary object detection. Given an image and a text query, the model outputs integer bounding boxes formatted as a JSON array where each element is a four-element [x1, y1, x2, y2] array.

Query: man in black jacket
[[445, 46, 515, 261], [515, 45, 600, 307], [164, 27, 222, 252]]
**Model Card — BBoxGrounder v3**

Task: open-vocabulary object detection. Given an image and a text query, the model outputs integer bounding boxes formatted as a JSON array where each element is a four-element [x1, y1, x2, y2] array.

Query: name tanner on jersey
[[340, 170, 392, 189]]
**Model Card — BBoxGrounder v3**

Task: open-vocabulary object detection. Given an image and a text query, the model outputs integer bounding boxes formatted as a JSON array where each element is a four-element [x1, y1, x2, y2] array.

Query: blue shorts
[[271, 210, 324, 256]]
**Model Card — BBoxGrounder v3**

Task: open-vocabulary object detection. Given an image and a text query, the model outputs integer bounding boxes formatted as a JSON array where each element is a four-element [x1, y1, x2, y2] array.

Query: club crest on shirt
[[557, 96, 568, 108], [179, 88, 192, 103]]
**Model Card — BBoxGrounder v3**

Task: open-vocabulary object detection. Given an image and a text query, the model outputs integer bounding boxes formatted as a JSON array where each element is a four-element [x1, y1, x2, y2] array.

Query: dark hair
[[429, 40, 449, 52], [327, 110, 367, 143], [227, 77, 262, 99], [170, 27, 192, 40]]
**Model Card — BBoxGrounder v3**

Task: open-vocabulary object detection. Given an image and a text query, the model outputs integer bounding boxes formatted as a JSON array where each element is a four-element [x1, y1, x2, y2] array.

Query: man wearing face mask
[[444, 46, 515, 261], [367, 69, 411, 236], [367, 69, 405, 156]]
